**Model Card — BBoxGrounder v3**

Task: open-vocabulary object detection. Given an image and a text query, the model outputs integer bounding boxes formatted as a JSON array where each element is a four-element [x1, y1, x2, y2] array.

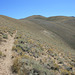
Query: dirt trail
[[0, 31, 17, 75]]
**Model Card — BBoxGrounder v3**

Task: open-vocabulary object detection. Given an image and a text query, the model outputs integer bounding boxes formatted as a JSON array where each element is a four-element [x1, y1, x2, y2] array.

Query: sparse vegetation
[[60, 69, 71, 75], [0, 15, 75, 75]]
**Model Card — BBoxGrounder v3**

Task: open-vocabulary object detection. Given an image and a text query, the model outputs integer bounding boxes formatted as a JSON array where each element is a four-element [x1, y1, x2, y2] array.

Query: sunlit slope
[[0, 15, 75, 75]]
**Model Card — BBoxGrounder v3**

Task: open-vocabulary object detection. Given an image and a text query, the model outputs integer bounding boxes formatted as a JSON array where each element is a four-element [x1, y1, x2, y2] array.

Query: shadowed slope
[[23, 16, 75, 49]]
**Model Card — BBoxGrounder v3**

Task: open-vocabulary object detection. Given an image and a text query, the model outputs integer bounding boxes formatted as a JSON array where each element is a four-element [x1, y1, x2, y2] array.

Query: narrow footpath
[[0, 31, 17, 75]]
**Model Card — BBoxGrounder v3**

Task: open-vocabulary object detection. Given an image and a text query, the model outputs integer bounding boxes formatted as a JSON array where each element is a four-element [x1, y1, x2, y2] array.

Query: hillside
[[0, 15, 75, 75], [21, 15, 75, 49]]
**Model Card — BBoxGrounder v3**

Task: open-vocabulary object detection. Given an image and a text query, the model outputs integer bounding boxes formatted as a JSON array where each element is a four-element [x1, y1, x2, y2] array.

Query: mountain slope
[[21, 16, 75, 49], [0, 15, 75, 75]]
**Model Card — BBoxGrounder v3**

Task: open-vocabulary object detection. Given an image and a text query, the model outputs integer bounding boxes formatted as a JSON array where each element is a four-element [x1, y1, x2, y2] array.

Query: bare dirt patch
[[0, 31, 17, 75]]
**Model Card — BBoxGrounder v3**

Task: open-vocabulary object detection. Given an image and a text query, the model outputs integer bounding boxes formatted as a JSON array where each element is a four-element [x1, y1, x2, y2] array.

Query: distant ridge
[[20, 15, 47, 20], [21, 15, 75, 22]]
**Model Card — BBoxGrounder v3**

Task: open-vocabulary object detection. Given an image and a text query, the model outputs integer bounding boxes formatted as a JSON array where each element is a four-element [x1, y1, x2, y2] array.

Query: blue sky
[[0, 0, 75, 19]]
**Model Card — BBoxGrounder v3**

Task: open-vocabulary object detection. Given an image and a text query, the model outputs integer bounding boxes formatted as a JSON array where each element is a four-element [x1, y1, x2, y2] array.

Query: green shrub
[[0, 51, 2, 57], [14, 40, 18, 45], [11, 58, 20, 73], [0, 36, 2, 44], [3, 34, 8, 39], [12, 45, 17, 51]]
